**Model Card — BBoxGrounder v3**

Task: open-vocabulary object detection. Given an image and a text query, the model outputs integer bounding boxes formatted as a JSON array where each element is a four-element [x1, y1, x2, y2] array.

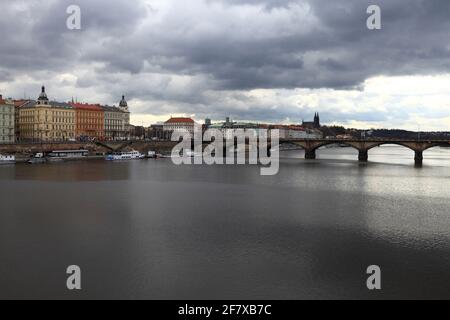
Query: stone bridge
[[99, 138, 450, 165], [278, 139, 450, 165], [3, 138, 449, 166]]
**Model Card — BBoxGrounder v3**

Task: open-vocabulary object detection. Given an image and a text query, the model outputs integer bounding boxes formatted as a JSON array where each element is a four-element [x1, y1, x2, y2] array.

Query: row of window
[[0, 136, 14, 142], [20, 117, 74, 123], [20, 125, 75, 130], [0, 107, 14, 113]]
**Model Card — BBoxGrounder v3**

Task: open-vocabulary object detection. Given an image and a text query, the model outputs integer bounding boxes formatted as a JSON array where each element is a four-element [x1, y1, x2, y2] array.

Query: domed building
[[102, 95, 130, 140], [37, 86, 49, 105], [119, 95, 128, 111], [18, 86, 76, 141]]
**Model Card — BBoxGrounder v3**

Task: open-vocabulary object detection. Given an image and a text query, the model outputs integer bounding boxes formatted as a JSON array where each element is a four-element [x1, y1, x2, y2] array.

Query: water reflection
[[0, 146, 449, 299]]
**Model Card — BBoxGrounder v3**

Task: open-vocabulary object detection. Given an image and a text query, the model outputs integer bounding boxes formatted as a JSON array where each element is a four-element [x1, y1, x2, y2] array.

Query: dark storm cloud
[[1, 0, 450, 125], [208, 0, 297, 9], [0, 0, 146, 71], [79, 0, 450, 91]]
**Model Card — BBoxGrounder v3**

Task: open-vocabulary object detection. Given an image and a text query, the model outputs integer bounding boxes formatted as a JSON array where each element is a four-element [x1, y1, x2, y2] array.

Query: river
[[0, 145, 449, 299]]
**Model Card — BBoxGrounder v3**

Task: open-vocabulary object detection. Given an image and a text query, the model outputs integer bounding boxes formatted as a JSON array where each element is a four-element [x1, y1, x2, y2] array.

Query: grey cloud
[[0, 0, 147, 72], [88, 0, 450, 90], [1, 0, 450, 126]]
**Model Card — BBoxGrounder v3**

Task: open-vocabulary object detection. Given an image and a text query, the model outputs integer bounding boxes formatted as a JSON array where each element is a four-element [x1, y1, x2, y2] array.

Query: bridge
[[278, 138, 450, 165], [2, 138, 449, 166]]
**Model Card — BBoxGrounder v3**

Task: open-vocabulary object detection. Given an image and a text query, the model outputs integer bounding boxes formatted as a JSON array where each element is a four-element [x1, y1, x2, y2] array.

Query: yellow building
[[18, 87, 76, 142]]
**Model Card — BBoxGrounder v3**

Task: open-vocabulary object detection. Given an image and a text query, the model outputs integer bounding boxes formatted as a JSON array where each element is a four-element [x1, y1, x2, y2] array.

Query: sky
[[1, 0, 450, 131]]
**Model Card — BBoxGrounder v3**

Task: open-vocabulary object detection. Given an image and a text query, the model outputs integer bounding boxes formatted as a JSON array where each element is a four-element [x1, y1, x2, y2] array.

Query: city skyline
[[1, 1, 450, 130], [3, 84, 450, 133]]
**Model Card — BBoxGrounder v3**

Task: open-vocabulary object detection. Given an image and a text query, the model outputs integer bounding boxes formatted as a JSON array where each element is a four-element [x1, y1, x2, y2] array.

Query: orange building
[[70, 102, 104, 141]]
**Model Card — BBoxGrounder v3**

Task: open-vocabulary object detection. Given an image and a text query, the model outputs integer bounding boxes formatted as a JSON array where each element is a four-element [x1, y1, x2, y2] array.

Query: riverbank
[[11, 155, 107, 164], [0, 141, 178, 157]]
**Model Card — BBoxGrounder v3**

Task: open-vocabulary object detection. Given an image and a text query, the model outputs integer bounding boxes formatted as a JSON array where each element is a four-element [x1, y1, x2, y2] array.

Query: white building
[[287, 127, 322, 139], [102, 95, 130, 140], [164, 117, 196, 136]]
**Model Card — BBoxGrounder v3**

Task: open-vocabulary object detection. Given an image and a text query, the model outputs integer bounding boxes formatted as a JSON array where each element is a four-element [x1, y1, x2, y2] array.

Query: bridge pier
[[414, 151, 423, 166], [305, 149, 316, 160], [358, 150, 368, 162]]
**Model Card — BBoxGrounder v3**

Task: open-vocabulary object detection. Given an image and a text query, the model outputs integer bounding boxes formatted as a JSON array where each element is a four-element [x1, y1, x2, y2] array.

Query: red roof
[[70, 102, 103, 111], [289, 125, 306, 131], [13, 100, 30, 107], [165, 117, 195, 124]]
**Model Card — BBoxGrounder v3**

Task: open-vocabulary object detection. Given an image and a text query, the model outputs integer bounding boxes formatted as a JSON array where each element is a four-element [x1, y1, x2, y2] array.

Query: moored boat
[[147, 151, 157, 159], [0, 154, 16, 165], [184, 149, 202, 157], [47, 150, 89, 161], [105, 150, 145, 161], [28, 153, 47, 164]]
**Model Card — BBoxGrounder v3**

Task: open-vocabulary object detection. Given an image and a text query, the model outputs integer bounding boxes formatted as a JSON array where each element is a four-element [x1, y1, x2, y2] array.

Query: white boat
[[47, 150, 89, 161], [105, 150, 145, 161], [0, 154, 15, 164], [184, 149, 202, 157], [28, 153, 47, 164], [147, 151, 157, 158]]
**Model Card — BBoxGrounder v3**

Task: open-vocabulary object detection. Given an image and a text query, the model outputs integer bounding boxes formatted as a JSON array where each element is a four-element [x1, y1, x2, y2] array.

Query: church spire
[[314, 112, 320, 128]]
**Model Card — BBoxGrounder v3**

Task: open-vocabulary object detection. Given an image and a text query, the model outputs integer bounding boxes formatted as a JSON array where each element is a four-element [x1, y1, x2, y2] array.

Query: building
[[147, 124, 172, 140], [271, 125, 289, 139], [14, 100, 32, 140], [0, 94, 15, 143], [302, 113, 321, 129], [18, 86, 76, 142], [129, 125, 146, 140], [70, 102, 104, 141], [164, 117, 196, 136], [103, 95, 130, 140], [287, 125, 322, 139]]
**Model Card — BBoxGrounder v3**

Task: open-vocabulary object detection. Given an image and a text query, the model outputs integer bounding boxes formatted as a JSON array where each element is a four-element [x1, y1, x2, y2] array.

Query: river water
[[0, 146, 449, 299]]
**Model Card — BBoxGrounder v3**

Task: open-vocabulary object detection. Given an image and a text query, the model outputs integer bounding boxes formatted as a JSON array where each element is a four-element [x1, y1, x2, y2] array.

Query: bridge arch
[[312, 141, 361, 152], [275, 139, 450, 164], [283, 140, 363, 161], [421, 143, 445, 152], [364, 141, 419, 152], [284, 140, 363, 152]]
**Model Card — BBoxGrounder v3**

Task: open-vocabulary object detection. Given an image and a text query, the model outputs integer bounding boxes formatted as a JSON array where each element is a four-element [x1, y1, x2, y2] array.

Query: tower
[[314, 112, 320, 128], [37, 86, 49, 105], [119, 94, 128, 112]]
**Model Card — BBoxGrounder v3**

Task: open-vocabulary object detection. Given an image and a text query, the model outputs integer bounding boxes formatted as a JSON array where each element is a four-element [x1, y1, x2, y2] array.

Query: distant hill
[[320, 126, 450, 140]]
